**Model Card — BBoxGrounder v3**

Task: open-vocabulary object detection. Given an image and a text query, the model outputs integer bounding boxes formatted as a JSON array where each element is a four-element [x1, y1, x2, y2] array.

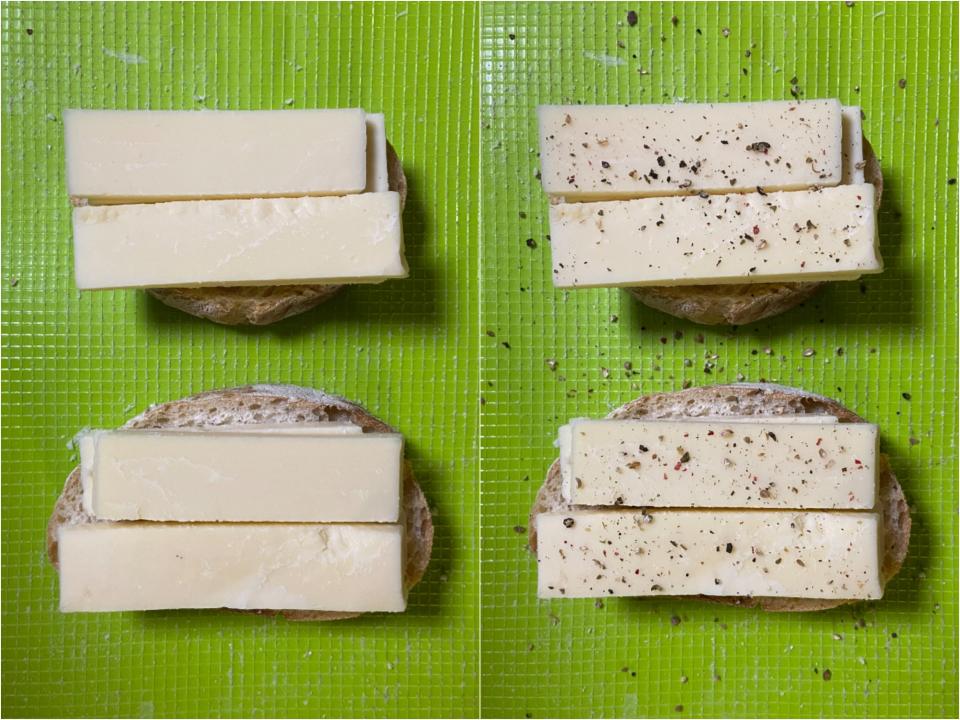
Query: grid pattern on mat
[[1, 2, 479, 718], [479, 2, 958, 718]]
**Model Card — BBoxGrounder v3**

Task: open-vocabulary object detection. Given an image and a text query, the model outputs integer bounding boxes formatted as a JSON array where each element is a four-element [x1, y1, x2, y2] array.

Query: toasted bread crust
[[48, 384, 433, 621], [147, 143, 407, 325], [528, 383, 910, 612], [628, 138, 883, 325]]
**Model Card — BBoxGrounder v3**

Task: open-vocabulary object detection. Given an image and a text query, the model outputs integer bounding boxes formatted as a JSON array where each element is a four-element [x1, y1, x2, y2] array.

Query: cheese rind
[[189, 422, 364, 435], [366, 113, 390, 193], [538, 100, 843, 199], [560, 419, 877, 509], [842, 106, 866, 184], [64, 109, 368, 202], [58, 522, 406, 612], [537, 509, 883, 600], [82, 429, 402, 522], [73, 193, 407, 289], [549, 183, 881, 288], [645, 415, 839, 424]]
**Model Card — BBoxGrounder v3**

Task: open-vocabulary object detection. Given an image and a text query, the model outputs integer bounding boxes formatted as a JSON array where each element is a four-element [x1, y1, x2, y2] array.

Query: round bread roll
[[47, 384, 433, 621], [628, 139, 883, 325], [147, 143, 407, 326], [528, 383, 910, 612]]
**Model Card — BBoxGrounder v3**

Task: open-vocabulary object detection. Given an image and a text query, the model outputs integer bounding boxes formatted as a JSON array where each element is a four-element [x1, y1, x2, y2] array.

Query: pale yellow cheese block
[[59, 522, 406, 613], [842, 106, 866, 184], [64, 109, 368, 202], [559, 418, 877, 509], [73, 192, 407, 289], [539, 100, 843, 199], [365, 113, 390, 193], [537, 509, 883, 600], [80, 429, 402, 522], [549, 183, 881, 288]]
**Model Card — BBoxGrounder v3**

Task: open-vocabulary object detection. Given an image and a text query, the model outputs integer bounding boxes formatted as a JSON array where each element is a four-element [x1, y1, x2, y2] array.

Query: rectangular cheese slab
[[538, 100, 843, 199], [842, 106, 866, 184], [73, 192, 407, 289], [64, 109, 368, 202], [549, 183, 881, 288], [559, 418, 877, 509], [80, 429, 402, 522], [78, 424, 365, 514], [59, 522, 406, 612], [366, 113, 390, 193], [537, 509, 883, 600]]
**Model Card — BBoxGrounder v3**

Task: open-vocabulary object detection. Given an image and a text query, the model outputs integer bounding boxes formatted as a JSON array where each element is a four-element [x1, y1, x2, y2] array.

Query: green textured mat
[[1, 2, 478, 718], [479, 2, 958, 718], [4, 1, 959, 718]]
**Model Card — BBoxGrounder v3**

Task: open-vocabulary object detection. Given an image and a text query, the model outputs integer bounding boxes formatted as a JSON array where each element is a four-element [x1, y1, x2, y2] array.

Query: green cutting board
[[479, 1, 957, 718], [1, 2, 478, 717]]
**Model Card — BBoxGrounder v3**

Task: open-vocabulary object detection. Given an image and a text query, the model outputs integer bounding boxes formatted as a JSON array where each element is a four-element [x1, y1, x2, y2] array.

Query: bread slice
[[47, 384, 433, 621], [627, 139, 884, 325], [528, 383, 910, 611], [145, 143, 408, 326]]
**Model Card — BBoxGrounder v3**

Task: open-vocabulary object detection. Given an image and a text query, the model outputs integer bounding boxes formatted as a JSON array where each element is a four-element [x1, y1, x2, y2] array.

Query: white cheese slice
[[78, 433, 97, 515], [72, 192, 407, 289], [536, 509, 883, 600], [842, 106, 866, 184], [539, 100, 843, 199], [366, 113, 390, 193], [549, 183, 881, 288], [58, 522, 406, 612], [559, 418, 877, 509], [80, 429, 402, 522], [64, 109, 368, 202]]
